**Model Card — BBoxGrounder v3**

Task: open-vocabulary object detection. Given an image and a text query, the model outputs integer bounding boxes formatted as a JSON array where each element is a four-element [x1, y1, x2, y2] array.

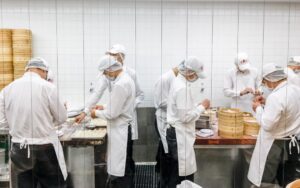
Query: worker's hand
[[254, 90, 261, 96], [75, 112, 86, 123], [254, 95, 266, 105], [240, 88, 254, 96], [201, 99, 210, 110], [252, 101, 262, 112], [90, 109, 97, 119], [95, 105, 104, 110]]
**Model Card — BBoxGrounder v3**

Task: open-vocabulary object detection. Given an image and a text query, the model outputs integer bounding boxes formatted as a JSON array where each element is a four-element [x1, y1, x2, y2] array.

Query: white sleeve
[[95, 85, 128, 120], [223, 71, 240, 98], [48, 87, 67, 126], [258, 96, 282, 132], [0, 91, 8, 129], [153, 79, 167, 110], [175, 89, 204, 124], [84, 77, 108, 114], [134, 76, 144, 108]]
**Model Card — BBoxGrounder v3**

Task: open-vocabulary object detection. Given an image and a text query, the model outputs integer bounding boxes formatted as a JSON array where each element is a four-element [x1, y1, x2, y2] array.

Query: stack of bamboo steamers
[[0, 29, 13, 90], [0, 29, 32, 90], [218, 108, 260, 138]]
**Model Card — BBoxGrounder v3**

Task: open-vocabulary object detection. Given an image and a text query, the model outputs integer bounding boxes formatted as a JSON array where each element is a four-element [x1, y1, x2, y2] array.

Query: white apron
[[155, 109, 169, 153], [248, 130, 299, 187], [106, 122, 129, 176], [176, 180, 202, 188], [12, 131, 68, 180], [174, 122, 197, 176], [131, 110, 138, 140]]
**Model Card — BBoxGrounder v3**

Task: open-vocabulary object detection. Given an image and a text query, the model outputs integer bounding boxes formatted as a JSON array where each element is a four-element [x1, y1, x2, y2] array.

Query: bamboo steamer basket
[[0, 62, 13, 74], [0, 29, 12, 41], [13, 56, 31, 62], [218, 108, 244, 138], [0, 55, 13, 62], [243, 117, 260, 136], [12, 29, 32, 36], [0, 48, 13, 55], [0, 74, 13, 84], [12, 48, 32, 55]]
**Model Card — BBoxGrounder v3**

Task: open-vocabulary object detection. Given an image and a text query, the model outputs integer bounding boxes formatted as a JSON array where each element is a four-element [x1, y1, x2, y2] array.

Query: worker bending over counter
[[248, 63, 300, 187]]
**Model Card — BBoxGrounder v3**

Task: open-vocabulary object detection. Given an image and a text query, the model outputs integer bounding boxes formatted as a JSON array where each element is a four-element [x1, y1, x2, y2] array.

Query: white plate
[[200, 129, 214, 135]]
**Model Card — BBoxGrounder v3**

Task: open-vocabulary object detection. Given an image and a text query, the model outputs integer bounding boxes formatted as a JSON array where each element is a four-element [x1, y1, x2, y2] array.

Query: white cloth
[[0, 72, 68, 180], [176, 180, 202, 188], [223, 67, 260, 113], [248, 81, 300, 187], [84, 65, 144, 140], [95, 71, 135, 177], [285, 67, 300, 87], [167, 74, 205, 176], [154, 70, 176, 153]]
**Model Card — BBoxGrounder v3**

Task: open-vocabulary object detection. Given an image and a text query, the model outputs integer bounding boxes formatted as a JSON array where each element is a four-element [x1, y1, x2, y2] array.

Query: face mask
[[105, 75, 116, 81], [262, 85, 273, 98]]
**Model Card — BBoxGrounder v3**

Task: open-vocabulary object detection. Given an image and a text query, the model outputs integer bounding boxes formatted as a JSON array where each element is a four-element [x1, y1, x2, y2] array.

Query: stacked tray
[[218, 108, 244, 138], [243, 117, 260, 136], [12, 29, 32, 79], [0, 29, 13, 90]]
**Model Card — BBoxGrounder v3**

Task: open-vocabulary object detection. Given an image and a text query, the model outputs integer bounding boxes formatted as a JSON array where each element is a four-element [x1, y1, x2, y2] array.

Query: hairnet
[[25, 57, 49, 71], [263, 63, 287, 82], [98, 55, 122, 72], [178, 56, 205, 78]]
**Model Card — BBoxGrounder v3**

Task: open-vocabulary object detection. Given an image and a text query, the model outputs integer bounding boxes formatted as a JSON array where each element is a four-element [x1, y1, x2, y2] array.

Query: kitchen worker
[[248, 63, 300, 187], [90, 55, 135, 188], [76, 44, 144, 141], [224, 52, 261, 113], [153, 64, 179, 186], [0, 57, 68, 188], [285, 56, 300, 87], [166, 56, 210, 187]]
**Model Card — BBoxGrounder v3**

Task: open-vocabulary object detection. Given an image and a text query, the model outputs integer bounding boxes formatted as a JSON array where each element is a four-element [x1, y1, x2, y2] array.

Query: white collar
[[273, 81, 288, 93], [24, 72, 41, 78]]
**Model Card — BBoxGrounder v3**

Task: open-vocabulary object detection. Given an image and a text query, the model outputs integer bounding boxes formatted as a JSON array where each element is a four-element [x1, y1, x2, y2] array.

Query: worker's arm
[[223, 71, 240, 98], [133, 74, 144, 109], [48, 87, 68, 125], [0, 91, 8, 129]]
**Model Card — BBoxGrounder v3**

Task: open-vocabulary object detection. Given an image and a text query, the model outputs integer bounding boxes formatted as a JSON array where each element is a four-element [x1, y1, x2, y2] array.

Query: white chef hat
[[106, 44, 126, 55]]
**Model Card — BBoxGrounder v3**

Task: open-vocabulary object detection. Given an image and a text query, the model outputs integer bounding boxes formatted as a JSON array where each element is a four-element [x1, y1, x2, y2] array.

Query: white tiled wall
[[1, 0, 300, 108]]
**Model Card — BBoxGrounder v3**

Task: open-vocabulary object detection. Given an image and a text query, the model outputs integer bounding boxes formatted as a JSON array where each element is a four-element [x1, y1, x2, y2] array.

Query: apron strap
[[19, 139, 30, 158], [289, 135, 300, 155]]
